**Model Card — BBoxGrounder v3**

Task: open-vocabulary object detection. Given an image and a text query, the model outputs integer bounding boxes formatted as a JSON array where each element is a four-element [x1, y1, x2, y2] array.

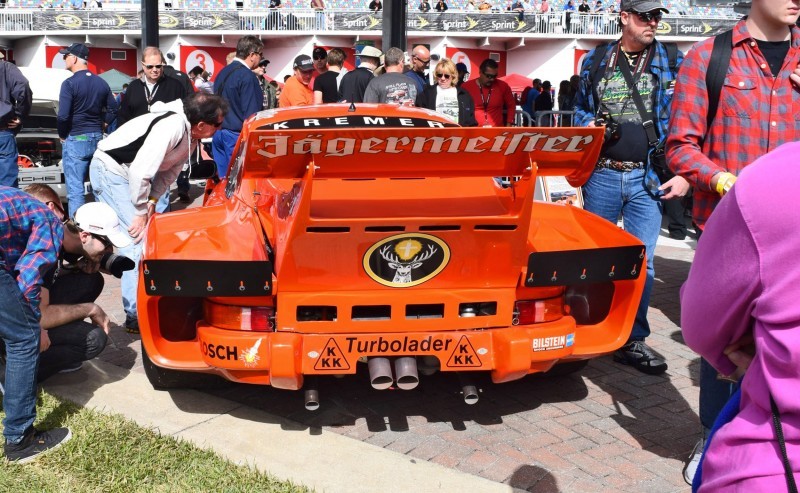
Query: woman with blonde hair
[[415, 58, 477, 127]]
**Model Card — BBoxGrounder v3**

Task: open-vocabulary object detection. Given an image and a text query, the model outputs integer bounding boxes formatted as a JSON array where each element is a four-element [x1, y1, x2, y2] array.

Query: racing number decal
[[363, 233, 450, 288], [314, 338, 351, 370], [446, 336, 482, 368]]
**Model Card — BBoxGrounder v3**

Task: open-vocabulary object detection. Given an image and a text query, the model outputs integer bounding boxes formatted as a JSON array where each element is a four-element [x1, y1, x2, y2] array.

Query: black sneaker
[[613, 340, 668, 375], [5, 427, 72, 464], [125, 315, 139, 335]]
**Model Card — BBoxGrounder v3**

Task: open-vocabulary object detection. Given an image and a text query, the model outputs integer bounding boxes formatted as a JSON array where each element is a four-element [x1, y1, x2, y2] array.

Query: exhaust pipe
[[418, 355, 440, 376], [459, 373, 480, 405], [304, 377, 320, 411], [394, 357, 419, 390], [368, 357, 394, 390]]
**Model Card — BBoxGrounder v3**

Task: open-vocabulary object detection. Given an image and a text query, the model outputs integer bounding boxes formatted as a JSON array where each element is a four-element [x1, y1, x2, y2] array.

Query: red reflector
[[513, 297, 564, 325], [204, 301, 275, 331]]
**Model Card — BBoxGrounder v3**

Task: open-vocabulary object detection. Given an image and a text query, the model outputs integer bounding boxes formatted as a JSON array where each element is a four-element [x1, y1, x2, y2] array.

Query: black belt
[[596, 157, 645, 172]]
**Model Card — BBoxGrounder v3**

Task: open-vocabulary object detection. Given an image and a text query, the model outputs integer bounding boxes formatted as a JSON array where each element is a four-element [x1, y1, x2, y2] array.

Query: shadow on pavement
[[509, 464, 560, 492]]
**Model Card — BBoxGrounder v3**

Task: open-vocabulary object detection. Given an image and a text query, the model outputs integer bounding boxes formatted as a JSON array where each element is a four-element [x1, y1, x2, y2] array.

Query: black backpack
[[704, 29, 733, 130]]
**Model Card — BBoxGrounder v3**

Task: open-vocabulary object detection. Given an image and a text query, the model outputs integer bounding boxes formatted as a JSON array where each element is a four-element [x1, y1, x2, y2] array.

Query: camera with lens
[[595, 111, 620, 143], [101, 253, 135, 279]]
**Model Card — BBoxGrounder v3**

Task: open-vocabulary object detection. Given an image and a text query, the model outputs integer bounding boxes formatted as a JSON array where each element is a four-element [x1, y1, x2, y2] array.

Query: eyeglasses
[[482, 72, 498, 79], [413, 55, 431, 66], [631, 10, 662, 22], [143, 64, 164, 70], [91, 233, 113, 249], [435, 73, 452, 79]]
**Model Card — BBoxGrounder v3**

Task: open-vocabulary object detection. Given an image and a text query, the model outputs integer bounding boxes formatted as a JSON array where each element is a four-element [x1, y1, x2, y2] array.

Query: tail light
[[512, 296, 564, 325], [204, 300, 275, 331]]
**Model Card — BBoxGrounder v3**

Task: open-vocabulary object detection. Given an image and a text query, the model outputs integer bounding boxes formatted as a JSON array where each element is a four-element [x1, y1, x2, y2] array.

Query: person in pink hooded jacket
[[681, 141, 800, 490]]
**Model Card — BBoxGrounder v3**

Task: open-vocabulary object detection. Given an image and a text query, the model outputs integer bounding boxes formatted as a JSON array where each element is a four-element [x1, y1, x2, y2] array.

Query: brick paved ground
[[93, 187, 701, 493]]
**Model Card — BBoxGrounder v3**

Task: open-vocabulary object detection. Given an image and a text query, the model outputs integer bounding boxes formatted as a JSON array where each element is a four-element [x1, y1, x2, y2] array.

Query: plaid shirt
[[575, 39, 682, 195], [0, 186, 63, 319], [667, 19, 800, 229]]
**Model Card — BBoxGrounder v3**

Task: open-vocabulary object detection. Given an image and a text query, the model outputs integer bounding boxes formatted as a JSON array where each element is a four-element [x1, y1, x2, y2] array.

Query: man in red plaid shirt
[[666, 0, 800, 483]]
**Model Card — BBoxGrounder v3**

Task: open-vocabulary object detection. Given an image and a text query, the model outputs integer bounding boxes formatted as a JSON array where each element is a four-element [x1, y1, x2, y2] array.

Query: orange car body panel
[[139, 104, 645, 390]]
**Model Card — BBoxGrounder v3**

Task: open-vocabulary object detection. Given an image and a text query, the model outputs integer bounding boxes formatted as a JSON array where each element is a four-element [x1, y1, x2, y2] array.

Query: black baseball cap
[[293, 54, 314, 71], [312, 47, 327, 60], [619, 0, 668, 12], [59, 42, 90, 60]]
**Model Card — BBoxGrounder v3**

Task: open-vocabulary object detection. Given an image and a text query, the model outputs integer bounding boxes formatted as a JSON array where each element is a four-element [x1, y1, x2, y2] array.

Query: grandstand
[[1, 0, 736, 15]]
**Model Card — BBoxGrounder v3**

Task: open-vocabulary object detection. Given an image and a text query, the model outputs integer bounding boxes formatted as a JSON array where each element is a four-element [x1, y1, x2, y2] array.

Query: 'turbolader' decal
[[363, 234, 450, 288]]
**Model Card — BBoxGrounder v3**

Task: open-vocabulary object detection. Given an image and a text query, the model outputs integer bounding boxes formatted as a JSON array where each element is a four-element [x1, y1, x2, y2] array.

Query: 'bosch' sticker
[[363, 233, 450, 288]]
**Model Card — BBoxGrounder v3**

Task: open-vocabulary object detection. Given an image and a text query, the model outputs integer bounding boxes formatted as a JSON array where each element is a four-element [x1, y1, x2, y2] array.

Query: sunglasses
[[62, 54, 74, 60], [143, 64, 164, 70], [91, 233, 113, 249], [413, 55, 431, 65], [482, 72, 498, 79], [435, 73, 452, 79], [631, 11, 662, 22]]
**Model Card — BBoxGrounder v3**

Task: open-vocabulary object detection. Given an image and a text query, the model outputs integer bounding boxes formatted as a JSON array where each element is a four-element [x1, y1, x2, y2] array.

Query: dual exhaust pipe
[[302, 357, 479, 411]]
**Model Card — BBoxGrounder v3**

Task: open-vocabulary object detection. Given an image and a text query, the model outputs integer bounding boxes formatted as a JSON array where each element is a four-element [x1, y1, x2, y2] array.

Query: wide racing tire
[[142, 342, 231, 391]]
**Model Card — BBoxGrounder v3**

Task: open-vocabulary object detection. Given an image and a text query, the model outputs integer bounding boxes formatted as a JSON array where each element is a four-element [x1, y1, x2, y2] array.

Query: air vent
[[306, 227, 350, 233], [475, 224, 518, 231], [365, 226, 405, 233], [458, 302, 497, 317], [352, 305, 391, 321], [110, 50, 127, 60], [297, 306, 337, 322], [419, 225, 460, 231], [406, 304, 444, 319]]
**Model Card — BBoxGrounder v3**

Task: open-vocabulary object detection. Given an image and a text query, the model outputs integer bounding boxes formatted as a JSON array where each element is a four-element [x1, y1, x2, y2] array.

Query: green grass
[[0, 392, 312, 493]]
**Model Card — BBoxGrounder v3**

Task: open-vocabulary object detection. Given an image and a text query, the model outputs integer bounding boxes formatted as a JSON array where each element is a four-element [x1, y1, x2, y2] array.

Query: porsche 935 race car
[[138, 104, 646, 407]]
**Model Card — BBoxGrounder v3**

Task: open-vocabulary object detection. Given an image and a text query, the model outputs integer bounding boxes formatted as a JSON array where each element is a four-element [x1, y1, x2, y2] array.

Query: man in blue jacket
[[212, 35, 265, 179], [0, 52, 32, 188], [58, 43, 118, 218], [574, 0, 688, 375]]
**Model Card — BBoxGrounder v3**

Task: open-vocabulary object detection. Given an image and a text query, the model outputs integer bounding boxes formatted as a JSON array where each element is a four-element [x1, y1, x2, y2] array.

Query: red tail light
[[204, 300, 275, 331], [513, 296, 564, 325]]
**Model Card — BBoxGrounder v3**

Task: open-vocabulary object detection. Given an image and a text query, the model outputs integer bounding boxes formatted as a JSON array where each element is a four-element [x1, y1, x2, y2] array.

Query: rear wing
[[241, 127, 605, 187]]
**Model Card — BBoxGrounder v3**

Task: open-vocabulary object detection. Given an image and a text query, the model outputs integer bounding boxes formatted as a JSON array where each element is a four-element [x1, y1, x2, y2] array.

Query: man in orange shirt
[[279, 55, 314, 108]]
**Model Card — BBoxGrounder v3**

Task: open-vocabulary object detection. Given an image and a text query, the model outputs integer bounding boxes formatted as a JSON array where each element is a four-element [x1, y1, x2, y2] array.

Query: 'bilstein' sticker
[[532, 333, 575, 352], [363, 233, 450, 288]]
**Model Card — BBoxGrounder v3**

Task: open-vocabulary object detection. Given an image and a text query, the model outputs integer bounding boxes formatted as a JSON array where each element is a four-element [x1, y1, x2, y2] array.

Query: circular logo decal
[[159, 14, 179, 28], [55, 14, 82, 29], [363, 233, 450, 288]]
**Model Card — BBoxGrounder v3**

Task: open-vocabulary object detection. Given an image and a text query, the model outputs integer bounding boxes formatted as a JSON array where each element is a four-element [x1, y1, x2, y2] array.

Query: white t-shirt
[[435, 86, 459, 124]]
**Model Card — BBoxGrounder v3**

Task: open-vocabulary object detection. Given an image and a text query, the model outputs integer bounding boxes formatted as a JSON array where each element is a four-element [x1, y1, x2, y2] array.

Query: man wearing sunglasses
[[116, 47, 187, 128], [574, 0, 686, 376], [462, 58, 516, 127], [0, 186, 127, 463], [404, 45, 431, 95], [89, 91, 228, 334], [57, 43, 118, 218]]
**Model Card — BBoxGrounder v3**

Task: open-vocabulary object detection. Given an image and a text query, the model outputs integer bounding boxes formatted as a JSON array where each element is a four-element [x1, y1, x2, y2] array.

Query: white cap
[[74, 202, 132, 248]]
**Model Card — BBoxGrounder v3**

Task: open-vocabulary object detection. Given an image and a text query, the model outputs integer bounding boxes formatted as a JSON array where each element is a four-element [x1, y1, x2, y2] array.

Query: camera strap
[[616, 45, 660, 149]]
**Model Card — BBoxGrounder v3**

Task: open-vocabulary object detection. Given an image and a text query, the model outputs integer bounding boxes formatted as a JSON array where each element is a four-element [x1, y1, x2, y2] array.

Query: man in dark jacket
[[212, 35, 264, 178], [338, 46, 382, 103], [116, 47, 187, 127], [0, 52, 32, 188]]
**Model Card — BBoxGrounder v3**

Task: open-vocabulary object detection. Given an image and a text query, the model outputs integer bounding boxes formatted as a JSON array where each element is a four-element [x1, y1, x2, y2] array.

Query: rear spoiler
[[241, 127, 605, 187]]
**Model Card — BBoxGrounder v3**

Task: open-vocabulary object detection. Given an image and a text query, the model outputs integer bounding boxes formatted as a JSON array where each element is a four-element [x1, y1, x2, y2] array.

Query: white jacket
[[95, 99, 195, 215]]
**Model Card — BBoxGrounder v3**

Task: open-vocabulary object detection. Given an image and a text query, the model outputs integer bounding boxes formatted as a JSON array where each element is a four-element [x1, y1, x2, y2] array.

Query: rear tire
[[141, 342, 230, 390], [547, 360, 589, 376]]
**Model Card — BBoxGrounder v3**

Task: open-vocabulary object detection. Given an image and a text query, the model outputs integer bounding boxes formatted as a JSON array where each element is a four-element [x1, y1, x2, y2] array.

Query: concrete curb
[[43, 359, 512, 493]]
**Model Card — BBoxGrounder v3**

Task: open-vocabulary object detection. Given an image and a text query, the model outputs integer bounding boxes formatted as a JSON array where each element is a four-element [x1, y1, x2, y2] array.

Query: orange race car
[[138, 104, 645, 408]]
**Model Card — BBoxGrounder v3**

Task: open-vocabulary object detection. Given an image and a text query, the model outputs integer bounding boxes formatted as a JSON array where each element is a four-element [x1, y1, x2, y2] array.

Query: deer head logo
[[364, 234, 451, 288]]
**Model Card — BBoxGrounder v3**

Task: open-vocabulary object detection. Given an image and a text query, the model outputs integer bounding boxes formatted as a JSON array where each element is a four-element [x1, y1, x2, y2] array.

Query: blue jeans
[[90, 158, 169, 323], [582, 166, 661, 341], [211, 129, 240, 179], [0, 130, 19, 188], [63, 132, 102, 218], [0, 268, 41, 444], [699, 357, 737, 431]]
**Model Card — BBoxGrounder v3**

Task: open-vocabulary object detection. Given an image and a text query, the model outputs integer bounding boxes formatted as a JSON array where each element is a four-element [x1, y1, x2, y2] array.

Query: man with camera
[[574, 0, 689, 375], [22, 184, 133, 383], [0, 185, 128, 463]]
